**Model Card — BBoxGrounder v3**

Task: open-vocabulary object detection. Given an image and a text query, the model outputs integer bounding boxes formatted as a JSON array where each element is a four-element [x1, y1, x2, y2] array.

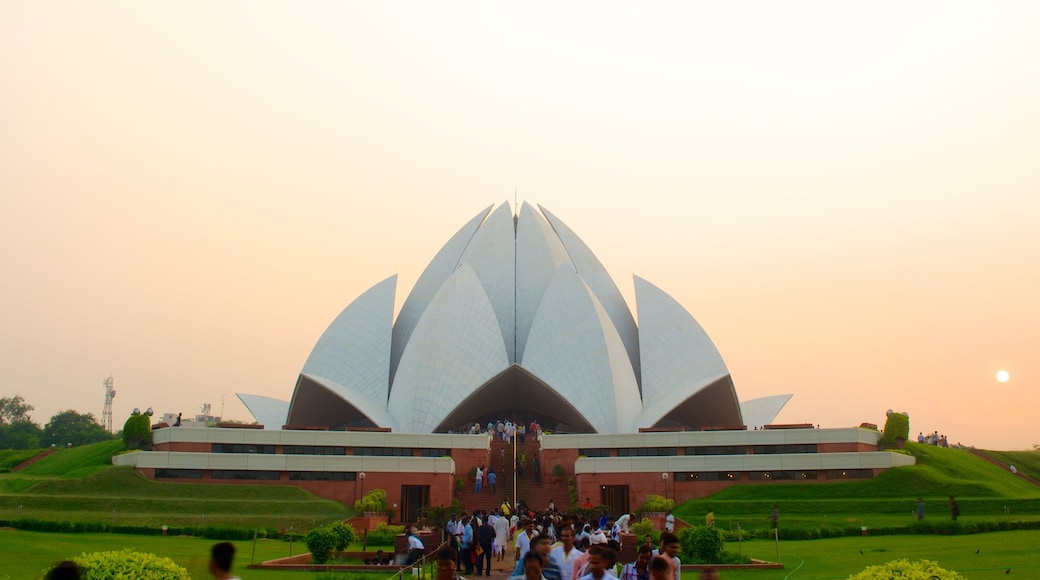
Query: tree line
[[0, 395, 115, 450]]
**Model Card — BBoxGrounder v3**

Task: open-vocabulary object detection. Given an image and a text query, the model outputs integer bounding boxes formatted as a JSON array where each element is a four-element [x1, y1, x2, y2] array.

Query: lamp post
[[359, 471, 366, 499], [661, 472, 668, 503]]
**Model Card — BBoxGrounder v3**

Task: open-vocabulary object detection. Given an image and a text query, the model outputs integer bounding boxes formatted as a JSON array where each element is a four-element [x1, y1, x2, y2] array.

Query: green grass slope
[[673, 443, 1040, 533], [978, 448, 1040, 482], [0, 441, 352, 529], [15, 440, 124, 479], [0, 449, 47, 471]]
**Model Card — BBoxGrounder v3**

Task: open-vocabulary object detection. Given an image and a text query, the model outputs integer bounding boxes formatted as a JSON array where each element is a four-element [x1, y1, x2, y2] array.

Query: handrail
[[388, 539, 451, 580]]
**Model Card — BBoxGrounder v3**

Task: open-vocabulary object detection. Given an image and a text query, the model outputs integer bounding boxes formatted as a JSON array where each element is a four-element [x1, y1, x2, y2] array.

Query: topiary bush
[[680, 525, 725, 563], [354, 488, 388, 513], [366, 525, 405, 548], [366, 522, 405, 546], [305, 526, 338, 564], [328, 520, 357, 553], [122, 414, 152, 450], [879, 410, 910, 450], [631, 518, 659, 545], [639, 494, 674, 514], [72, 548, 189, 579], [848, 558, 965, 579]]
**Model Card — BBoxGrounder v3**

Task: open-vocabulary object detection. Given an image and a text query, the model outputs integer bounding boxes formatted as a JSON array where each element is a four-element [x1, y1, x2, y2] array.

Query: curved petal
[[302, 275, 396, 406], [740, 394, 794, 428], [634, 275, 742, 429], [390, 204, 494, 386], [522, 265, 642, 433], [539, 204, 641, 387], [388, 262, 511, 432], [236, 393, 289, 430], [458, 203, 517, 363], [516, 201, 574, 363]]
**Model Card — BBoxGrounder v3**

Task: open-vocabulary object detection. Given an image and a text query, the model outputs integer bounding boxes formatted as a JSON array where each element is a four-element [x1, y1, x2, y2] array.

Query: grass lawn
[[4, 528, 1039, 579], [712, 530, 1040, 579], [674, 443, 1040, 537], [0, 443, 352, 529], [0, 529, 395, 579]]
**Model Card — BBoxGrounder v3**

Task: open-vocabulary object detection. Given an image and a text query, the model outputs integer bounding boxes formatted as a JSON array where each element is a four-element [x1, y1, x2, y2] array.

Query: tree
[[0, 420, 43, 450], [44, 410, 113, 447], [0, 395, 34, 424]]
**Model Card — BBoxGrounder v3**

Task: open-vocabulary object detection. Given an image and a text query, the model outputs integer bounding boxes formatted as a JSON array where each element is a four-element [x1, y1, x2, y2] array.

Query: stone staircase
[[454, 437, 571, 515]]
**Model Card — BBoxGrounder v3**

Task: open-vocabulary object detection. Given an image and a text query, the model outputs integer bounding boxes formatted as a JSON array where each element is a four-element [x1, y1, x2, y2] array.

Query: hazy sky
[[2, 2, 1037, 450]]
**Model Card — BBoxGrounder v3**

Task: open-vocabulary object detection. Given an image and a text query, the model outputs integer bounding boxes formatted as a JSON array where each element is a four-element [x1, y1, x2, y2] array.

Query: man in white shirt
[[406, 525, 426, 565], [494, 511, 511, 560], [549, 524, 583, 580], [514, 520, 536, 562]]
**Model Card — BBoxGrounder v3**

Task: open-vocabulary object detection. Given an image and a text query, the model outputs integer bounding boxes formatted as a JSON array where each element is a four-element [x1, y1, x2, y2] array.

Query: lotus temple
[[115, 202, 914, 520]]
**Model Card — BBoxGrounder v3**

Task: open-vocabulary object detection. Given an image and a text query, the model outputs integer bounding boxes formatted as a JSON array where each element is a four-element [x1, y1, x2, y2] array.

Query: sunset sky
[[2, 2, 1037, 450]]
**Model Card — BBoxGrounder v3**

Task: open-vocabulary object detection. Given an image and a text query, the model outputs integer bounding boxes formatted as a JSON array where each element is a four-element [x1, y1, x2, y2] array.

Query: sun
[[996, 370, 1010, 383]]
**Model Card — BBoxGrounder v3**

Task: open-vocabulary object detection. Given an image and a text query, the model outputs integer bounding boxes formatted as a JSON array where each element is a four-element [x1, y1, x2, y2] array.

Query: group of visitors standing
[[429, 504, 721, 580], [461, 419, 544, 444]]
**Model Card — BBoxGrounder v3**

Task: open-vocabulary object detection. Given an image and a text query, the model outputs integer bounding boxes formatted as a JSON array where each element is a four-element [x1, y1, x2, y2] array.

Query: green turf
[[0, 529, 393, 580], [0, 448, 47, 470], [0, 442, 352, 529], [714, 530, 1040, 579], [14, 440, 124, 478], [672, 443, 1040, 535], [978, 448, 1040, 482], [5, 528, 1040, 579]]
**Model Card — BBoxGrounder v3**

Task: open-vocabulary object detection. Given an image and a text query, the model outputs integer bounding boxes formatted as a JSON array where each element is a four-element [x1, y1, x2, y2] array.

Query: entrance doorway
[[600, 485, 629, 517], [401, 485, 430, 523]]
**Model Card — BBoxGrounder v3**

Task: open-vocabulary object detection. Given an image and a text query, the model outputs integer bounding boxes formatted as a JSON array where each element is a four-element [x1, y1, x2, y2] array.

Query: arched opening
[[651, 375, 744, 430], [434, 365, 597, 433], [285, 375, 380, 430]]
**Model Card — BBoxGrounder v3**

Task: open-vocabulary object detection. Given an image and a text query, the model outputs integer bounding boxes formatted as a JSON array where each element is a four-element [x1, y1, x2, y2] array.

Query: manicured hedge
[[0, 517, 279, 540]]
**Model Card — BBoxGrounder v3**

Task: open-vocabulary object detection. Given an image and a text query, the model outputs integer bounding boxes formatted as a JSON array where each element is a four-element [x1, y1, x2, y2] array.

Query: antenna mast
[[101, 375, 116, 432]]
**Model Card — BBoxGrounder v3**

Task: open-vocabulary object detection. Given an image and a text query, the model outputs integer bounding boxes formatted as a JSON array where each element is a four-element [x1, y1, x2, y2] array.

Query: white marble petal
[[515, 202, 574, 363], [388, 263, 511, 433], [236, 393, 289, 430], [390, 204, 493, 386], [634, 275, 739, 428], [740, 394, 794, 428], [302, 275, 396, 405], [458, 203, 517, 363], [539, 205, 641, 387], [522, 265, 642, 433]]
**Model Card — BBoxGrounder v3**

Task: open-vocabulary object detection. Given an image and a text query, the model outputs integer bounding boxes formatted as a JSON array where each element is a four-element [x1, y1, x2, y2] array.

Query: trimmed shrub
[[73, 548, 189, 579], [879, 411, 909, 450], [640, 494, 674, 514], [355, 488, 388, 513], [680, 525, 725, 563], [848, 558, 965, 579], [122, 414, 152, 450], [305, 526, 338, 564], [631, 518, 658, 545], [329, 520, 357, 552], [366, 522, 405, 546]]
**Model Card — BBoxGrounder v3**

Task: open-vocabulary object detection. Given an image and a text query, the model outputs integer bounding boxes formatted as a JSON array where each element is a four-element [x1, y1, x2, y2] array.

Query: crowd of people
[[458, 419, 545, 444], [917, 431, 952, 447], [421, 505, 719, 580]]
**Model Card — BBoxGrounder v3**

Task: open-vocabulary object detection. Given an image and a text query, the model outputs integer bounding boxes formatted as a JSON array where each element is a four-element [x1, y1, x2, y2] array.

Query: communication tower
[[101, 375, 116, 432]]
